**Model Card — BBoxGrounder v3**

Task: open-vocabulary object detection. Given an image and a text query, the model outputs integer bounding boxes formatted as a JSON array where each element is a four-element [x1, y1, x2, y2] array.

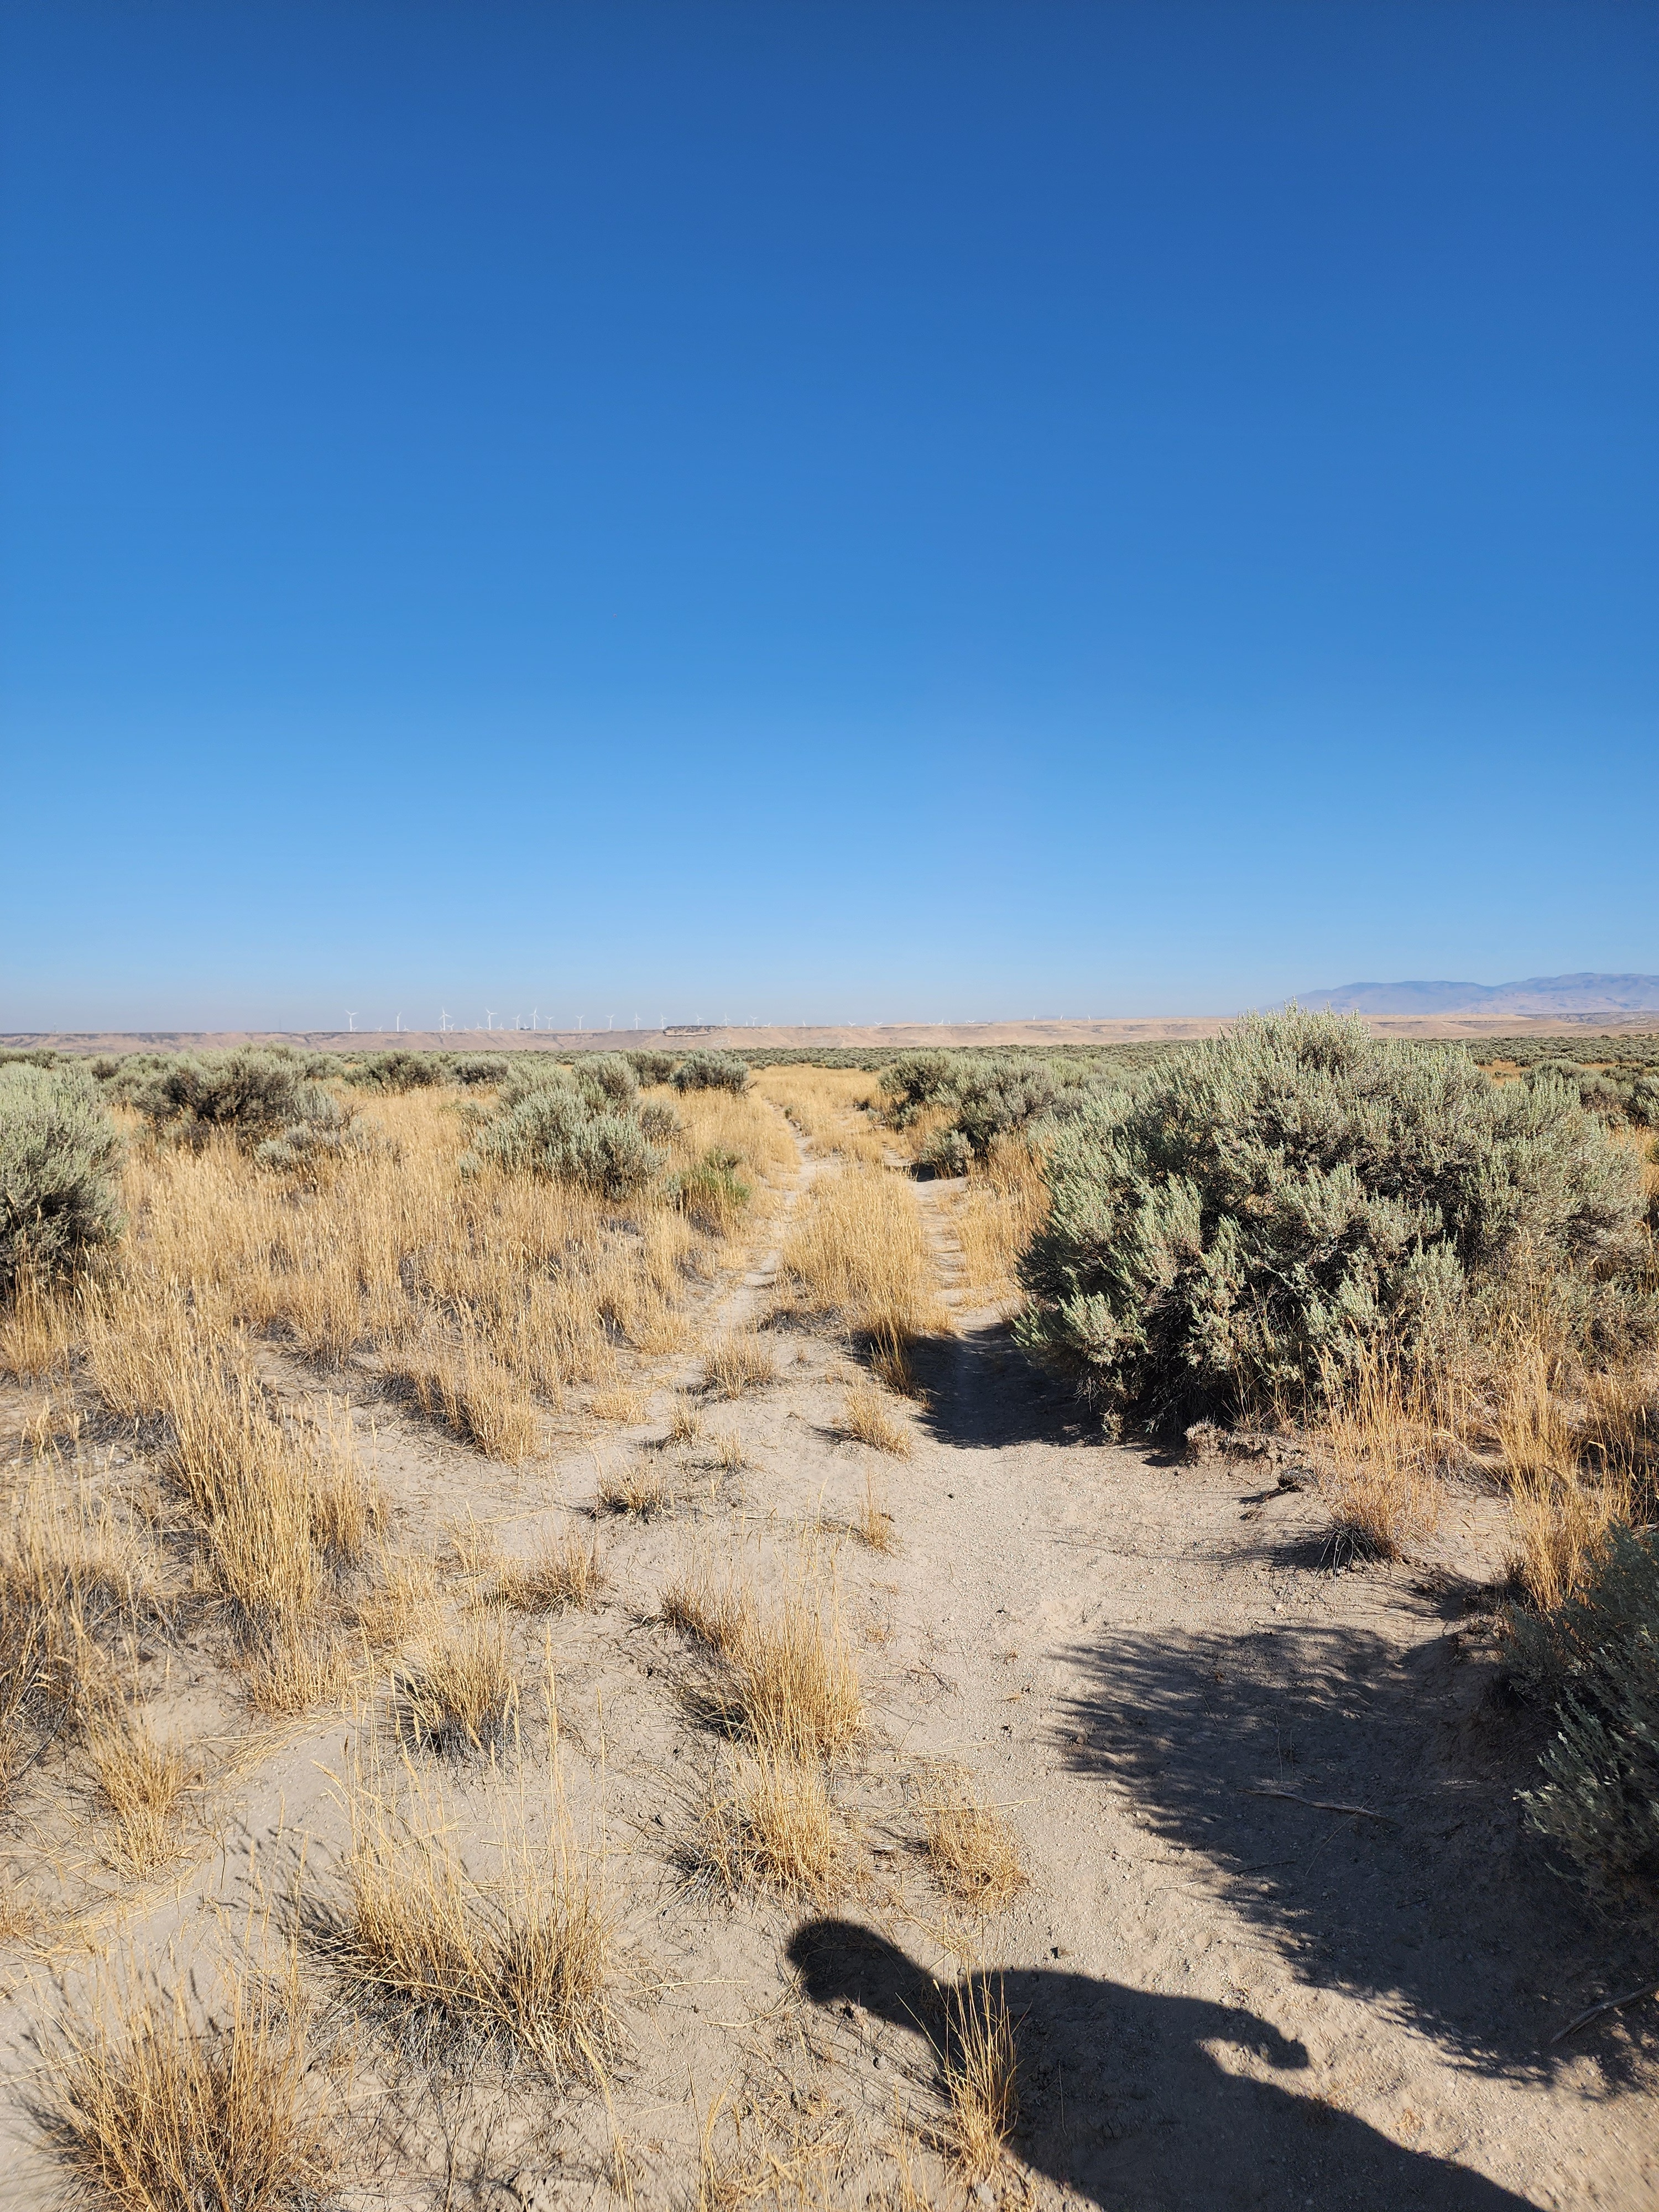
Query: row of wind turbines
[[338, 1011, 769, 1035]]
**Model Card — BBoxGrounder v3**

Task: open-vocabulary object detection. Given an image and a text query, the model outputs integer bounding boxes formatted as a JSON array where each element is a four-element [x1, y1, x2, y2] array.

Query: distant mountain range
[[1290, 974, 1659, 1018]]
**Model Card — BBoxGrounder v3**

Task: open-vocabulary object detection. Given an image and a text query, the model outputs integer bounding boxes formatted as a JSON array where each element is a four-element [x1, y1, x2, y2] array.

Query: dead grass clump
[[843, 1378, 912, 1458], [85, 1706, 195, 1874], [659, 1559, 756, 1656], [853, 1469, 898, 1554], [396, 1619, 518, 1757], [321, 1786, 617, 2079], [666, 1397, 704, 1446], [0, 1265, 79, 1381], [727, 1581, 865, 1765], [924, 1785, 1024, 1913], [1318, 1349, 1448, 1561], [948, 1138, 1050, 1303], [38, 1973, 333, 2212], [711, 1430, 749, 1473], [702, 1330, 776, 1399], [596, 1460, 670, 1519], [688, 1754, 843, 1902], [493, 1530, 606, 1614], [588, 1385, 645, 1425], [382, 1334, 541, 1462], [941, 1976, 1018, 2184], [781, 1165, 950, 1365]]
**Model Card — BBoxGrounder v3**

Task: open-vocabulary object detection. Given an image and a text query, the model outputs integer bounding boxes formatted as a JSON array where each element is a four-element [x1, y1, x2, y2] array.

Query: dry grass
[[853, 1468, 898, 1554], [84, 1705, 195, 1874], [492, 1529, 606, 1614], [947, 1138, 1050, 1303], [924, 1783, 1024, 1913], [317, 1776, 618, 2079], [38, 1969, 333, 2212], [596, 1459, 671, 1520], [589, 1385, 645, 1425], [843, 1379, 912, 1458], [395, 1617, 518, 1757], [781, 1164, 951, 1376], [702, 1329, 776, 1399], [382, 1331, 542, 1462], [663, 1554, 864, 1762], [0, 1265, 78, 1382], [711, 1429, 749, 1474], [940, 1976, 1019, 2183], [687, 1753, 844, 1902], [753, 1066, 886, 1165], [666, 1397, 704, 1446], [1317, 1349, 1449, 1561]]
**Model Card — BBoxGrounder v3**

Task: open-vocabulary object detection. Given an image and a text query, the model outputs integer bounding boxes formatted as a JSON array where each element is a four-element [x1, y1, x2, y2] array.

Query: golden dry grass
[[752, 1066, 886, 1165], [597, 1459, 671, 1519], [941, 1976, 1019, 2183], [663, 1554, 864, 1763], [492, 1528, 606, 1613], [85, 1705, 195, 1874], [1317, 1350, 1449, 1560], [39, 1970, 333, 2212], [924, 1784, 1024, 1914], [946, 1138, 1050, 1304], [842, 1379, 912, 1458], [666, 1397, 704, 1446], [320, 1777, 618, 2079], [395, 1616, 518, 1757], [687, 1752, 844, 1902], [780, 1163, 950, 1376], [853, 1467, 898, 1554], [702, 1329, 777, 1399], [0, 1264, 77, 1383]]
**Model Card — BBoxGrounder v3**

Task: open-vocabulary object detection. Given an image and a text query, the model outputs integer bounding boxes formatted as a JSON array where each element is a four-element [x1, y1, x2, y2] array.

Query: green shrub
[[628, 1050, 677, 1086], [670, 1146, 753, 1231], [1016, 1010, 1648, 1436], [346, 1049, 444, 1093], [0, 1063, 125, 1293], [672, 1050, 749, 1095], [575, 1052, 639, 1107], [1514, 1525, 1659, 1910], [125, 1049, 321, 1147], [446, 1053, 508, 1087], [254, 1089, 389, 1182], [878, 1053, 957, 1126], [919, 1126, 972, 1179], [460, 1083, 660, 1200], [639, 1099, 682, 1143]]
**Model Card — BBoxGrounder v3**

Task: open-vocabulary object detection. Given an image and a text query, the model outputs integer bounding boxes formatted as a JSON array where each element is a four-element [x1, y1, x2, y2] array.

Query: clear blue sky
[[3, 1, 1655, 1031]]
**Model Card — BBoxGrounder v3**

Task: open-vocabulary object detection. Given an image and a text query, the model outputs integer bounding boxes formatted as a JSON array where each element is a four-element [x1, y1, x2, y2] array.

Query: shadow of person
[[787, 1919, 1535, 2210]]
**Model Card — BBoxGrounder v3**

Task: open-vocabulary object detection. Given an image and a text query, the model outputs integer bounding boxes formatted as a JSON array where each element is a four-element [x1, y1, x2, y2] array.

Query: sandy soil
[[3, 1118, 1657, 2209]]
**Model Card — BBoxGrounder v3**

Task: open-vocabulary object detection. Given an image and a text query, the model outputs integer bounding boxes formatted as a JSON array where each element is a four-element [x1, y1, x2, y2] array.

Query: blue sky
[[3, 0, 1655, 1030]]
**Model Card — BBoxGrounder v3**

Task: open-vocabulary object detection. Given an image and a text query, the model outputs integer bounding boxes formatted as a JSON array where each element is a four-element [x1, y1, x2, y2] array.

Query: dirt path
[[3, 1112, 1657, 2210]]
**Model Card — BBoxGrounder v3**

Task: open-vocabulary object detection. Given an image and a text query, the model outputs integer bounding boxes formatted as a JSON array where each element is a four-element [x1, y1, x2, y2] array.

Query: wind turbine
[[394, 1013, 403, 1032], [440, 1009, 451, 1032], [484, 1010, 498, 1031], [531, 1009, 539, 1031], [345, 1011, 358, 1032]]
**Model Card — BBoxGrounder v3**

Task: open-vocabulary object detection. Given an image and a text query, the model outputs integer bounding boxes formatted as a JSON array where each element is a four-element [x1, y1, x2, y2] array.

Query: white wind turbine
[[484, 1010, 498, 1030], [345, 1011, 358, 1032], [440, 1009, 451, 1031]]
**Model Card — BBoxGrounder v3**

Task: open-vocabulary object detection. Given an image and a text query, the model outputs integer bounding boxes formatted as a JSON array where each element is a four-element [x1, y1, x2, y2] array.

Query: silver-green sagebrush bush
[[1513, 1525, 1659, 1909], [1015, 1010, 1648, 1436], [0, 1062, 125, 1292], [460, 1062, 661, 1199], [671, 1050, 749, 1094]]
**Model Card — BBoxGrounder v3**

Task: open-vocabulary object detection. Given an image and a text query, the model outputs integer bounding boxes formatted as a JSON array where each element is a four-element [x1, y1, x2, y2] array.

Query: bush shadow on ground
[[1055, 1613, 1659, 2088], [906, 1323, 1094, 1451], [787, 1918, 1537, 2210]]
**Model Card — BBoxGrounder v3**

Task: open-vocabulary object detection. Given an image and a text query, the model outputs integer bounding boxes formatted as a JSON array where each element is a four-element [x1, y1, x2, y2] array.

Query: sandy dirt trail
[[3, 1104, 1657, 2210]]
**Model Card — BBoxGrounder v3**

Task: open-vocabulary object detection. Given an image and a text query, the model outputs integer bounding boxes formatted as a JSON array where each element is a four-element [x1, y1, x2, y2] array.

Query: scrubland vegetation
[[3, 1020, 1658, 2201]]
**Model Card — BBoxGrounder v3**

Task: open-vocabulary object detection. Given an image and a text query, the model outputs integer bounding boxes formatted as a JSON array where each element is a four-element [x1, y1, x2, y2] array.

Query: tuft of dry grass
[[781, 1164, 950, 1376], [596, 1459, 671, 1520], [317, 1778, 618, 2079], [702, 1330, 776, 1400], [382, 1332, 542, 1462], [0, 1264, 78, 1383], [711, 1429, 749, 1474], [588, 1385, 645, 1425], [1318, 1349, 1448, 1561], [947, 1138, 1050, 1304], [493, 1530, 606, 1614], [941, 1976, 1019, 2184], [666, 1397, 704, 1446], [924, 1783, 1024, 1914], [853, 1468, 898, 1554], [395, 1618, 518, 1757], [843, 1379, 912, 1458], [662, 1554, 864, 1762], [37, 1970, 333, 2212], [687, 1753, 844, 1902], [85, 1705, 195, 1874]]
